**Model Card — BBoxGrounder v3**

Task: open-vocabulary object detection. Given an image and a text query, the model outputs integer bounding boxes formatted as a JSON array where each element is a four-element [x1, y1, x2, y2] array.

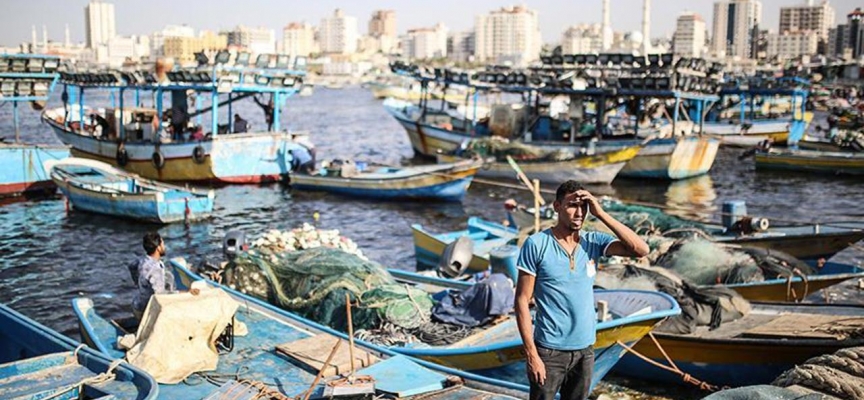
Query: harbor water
[[1, 87, 862, 399]]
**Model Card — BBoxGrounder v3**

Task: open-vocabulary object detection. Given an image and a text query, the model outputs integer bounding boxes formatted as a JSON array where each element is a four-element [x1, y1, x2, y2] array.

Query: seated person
[[233, 114, 249, 134], [127, 232, 174, 321], [189, 125, 205, 141]]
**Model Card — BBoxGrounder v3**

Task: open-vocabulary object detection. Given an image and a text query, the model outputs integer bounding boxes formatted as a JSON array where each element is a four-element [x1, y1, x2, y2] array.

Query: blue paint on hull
[[59, 187, 213, 223], [615, 354, 787, 387], [0, 146, 69, 196], [291, 177, 473, 201]]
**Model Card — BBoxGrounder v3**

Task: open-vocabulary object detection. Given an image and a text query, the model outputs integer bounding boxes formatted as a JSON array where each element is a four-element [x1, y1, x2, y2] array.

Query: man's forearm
[[515, 299, 538, 357], [596, 209, 649, 256]]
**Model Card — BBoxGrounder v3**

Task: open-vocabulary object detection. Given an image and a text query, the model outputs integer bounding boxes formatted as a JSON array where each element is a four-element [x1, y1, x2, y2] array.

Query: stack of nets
[[250, 223, 365, 260], [222, 247, 432, 333], [461, 137, 575, 161]]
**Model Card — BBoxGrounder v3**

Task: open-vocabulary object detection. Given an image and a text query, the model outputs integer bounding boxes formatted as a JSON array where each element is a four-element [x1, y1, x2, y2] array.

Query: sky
[[1, 0, 862, 47]]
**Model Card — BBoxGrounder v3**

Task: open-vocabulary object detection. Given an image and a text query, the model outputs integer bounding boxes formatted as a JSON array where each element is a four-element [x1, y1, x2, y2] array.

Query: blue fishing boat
[[0, 54, 70, 199], [42, 51, 310, 184], [73, 259, 532, 399], [0, 302, 157, 399], [383, 268, 680, 389], [46, 158, 214, 223], [289, 159, 482, 201], [613, 302, 864, 387], [413, 217, 864, 302]]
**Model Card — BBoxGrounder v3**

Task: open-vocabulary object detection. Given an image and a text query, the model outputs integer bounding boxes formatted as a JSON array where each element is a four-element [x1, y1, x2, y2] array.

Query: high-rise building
[[474, 5, 542, 66], [224, 26, 276, 54], [369, 10, 396, 38], [320, 9, 359, 54], [711, 0, 763, 58], [673, 12, 707, 57], [150, 25, 195, 57], [779, 0, 834, 39], [767, 32, 819, 59], [282, 23, 317, 57], [85, 0, 116, 49], [560, 24, 604, 54], [402, 23, 448, 60], [447, 31, 475, 63], [827, 8, 864, 59]]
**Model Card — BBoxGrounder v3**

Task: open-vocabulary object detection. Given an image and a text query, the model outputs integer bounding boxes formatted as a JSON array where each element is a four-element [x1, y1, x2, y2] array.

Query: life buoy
[[192, 145, 206, 164], [152, 151, 166, 169], [116, 146, 129, 166]]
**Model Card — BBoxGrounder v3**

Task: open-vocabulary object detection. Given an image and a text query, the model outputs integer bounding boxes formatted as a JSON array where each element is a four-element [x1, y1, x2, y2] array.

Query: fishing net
[[601, 200, 705, 236], [460, 137, 575, 161], [222, 247, 433, 332]]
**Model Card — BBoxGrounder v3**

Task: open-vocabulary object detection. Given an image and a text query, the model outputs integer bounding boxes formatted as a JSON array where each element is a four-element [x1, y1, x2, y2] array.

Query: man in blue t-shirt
[[515, 180, 649, 400]]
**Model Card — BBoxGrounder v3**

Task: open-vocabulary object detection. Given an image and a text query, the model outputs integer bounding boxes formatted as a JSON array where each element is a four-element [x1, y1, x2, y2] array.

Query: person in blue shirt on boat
[[290, 134, 317, 174], [127, 232, 175, 321], [515, 180, 649, 400]]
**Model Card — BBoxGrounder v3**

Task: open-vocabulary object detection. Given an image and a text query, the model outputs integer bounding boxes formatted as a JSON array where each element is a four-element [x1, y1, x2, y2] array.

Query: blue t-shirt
[[517, 229, 617, 350]]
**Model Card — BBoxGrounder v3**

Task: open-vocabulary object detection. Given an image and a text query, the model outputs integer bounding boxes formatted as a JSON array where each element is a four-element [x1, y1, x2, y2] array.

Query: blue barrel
[[722, 200, 747, 229], [489, 244, 520, 283]]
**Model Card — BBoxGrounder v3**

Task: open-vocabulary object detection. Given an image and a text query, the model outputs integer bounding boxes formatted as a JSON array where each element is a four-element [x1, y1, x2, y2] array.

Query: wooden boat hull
[[438, 146, 640, 184], [387, 270, 680, 390], [713, 228, 864, 261], [617, 137, 719, 179], [76, 260, 538, 398], [0, 145, 69, 198], [47, 159, 214, 224], [43, 108, 308, 183], [613, 303, 864, 386], [700, 114, 811, 147], [754, 149, 864, 176], [289, 161, 480, 201], [0, 303, 158, 399]]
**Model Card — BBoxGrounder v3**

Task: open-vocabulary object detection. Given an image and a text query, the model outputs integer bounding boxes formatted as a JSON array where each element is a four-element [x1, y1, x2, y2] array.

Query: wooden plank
[[742, 314, 864, 340], [276, 335, 378, 378]]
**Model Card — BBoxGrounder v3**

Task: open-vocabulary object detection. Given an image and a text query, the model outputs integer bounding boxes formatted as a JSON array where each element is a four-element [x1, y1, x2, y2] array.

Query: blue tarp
[[431, 273, 514, 327]]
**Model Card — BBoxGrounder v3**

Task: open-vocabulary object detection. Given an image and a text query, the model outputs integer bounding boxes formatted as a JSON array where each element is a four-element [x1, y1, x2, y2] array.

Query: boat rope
[[41, 358, 122, 400], [615, 332, 722, 392], [72, 344, 86, 358], [784, 269, 810, 302], [774, 363, 864, 399]]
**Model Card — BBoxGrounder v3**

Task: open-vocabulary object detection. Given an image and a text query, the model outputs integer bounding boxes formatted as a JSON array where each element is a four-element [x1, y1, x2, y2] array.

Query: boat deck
[[84, 298, 518, 399], [0, 352, 140, 399]]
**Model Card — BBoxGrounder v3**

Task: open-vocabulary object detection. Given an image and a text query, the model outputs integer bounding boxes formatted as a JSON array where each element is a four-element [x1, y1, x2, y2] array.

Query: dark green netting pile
[[222, 247, 432, 332]]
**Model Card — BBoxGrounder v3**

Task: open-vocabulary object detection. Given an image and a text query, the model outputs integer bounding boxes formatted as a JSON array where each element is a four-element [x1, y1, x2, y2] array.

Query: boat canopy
[[0, 53, 61, 142]]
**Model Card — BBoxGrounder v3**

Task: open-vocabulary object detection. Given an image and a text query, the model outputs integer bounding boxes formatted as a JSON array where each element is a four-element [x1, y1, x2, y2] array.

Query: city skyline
[[2, 0, 863, 48]]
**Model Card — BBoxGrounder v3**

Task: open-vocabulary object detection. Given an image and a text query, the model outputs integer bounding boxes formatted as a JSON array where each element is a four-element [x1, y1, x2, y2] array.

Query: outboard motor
[[438, 236, 474, 279], [223, 230, 248, 262]]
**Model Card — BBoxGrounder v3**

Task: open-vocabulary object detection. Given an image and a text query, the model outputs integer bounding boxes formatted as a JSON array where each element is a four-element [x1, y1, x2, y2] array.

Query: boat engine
[[722, 200, 769, 235], [438, 236, 474, 279], [223, 230, 248, 262]]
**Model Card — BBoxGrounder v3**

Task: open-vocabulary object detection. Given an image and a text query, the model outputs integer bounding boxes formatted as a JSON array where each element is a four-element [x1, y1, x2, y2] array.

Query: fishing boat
[[413, 217, 864, 302], [508, 199, 864, 263], [73, 260, 532, 399], [289, 159, 482, 201], [0, 54, 70, 199], [0, 302, 157, 399], [160, 257, 679, 392], [45, 157, 214, 223], [382, 269, 680, 388], [613, 302, 864, 387], [754, 148, 864, 176], [698, 79, 812, 147], [437, 144, 641, 184], [42, 52, 311, 183]]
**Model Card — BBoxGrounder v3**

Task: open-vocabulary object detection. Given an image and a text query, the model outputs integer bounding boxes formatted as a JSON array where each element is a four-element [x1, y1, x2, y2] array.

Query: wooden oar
[[505, 155, 545, 206]]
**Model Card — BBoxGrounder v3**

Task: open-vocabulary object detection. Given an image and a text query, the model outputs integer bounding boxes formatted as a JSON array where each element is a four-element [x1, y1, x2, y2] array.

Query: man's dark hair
[[556, 180, 585, 202], [143, 232, 162, 255]]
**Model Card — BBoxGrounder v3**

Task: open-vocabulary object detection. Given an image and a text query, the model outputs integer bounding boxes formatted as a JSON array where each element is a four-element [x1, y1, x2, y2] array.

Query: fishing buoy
[[313, 212, 320, 222]]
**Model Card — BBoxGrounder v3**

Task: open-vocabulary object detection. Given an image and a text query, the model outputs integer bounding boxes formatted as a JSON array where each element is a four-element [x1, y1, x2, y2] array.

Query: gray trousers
[[529, 345, 594, 400]]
